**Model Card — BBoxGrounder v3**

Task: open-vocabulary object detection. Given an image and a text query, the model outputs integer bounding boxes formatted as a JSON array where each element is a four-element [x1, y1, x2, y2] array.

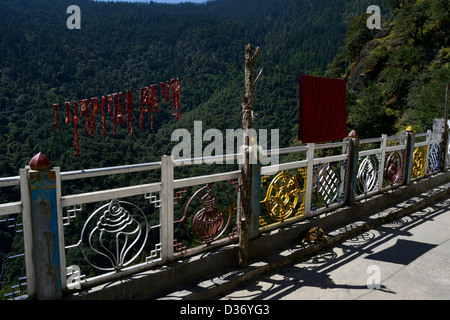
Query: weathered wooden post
[[239, 43, 260, 268], [21, 153, 64, 299], [441, 84, 449, 171], [161, 155, 174, 262], [345, 130, 359, 206], [249, 148, 261, 240]]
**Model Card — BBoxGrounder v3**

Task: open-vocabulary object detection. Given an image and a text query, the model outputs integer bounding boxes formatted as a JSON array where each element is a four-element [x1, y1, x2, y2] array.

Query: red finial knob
[[29, 152, 51, 170], [348, 130, 359, 138]]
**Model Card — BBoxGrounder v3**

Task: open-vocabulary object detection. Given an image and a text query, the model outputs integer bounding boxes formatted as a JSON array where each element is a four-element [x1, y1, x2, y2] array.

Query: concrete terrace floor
[[219, 196, 450, 300]]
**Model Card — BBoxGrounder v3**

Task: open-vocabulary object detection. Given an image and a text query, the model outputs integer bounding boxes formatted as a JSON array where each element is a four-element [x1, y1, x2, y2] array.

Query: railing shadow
[[223, 196, 449, 300]]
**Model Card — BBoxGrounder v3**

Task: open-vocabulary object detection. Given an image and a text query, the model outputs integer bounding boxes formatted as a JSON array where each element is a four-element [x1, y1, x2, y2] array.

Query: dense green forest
[[0, 0, 382, 178], [326, 0, 449, 137], [1, 0, 449, 295]]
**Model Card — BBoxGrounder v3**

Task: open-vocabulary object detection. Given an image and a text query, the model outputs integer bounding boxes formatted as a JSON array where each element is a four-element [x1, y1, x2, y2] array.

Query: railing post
[[441, 84, 449, 172], [444, 131, 450, 170], [403, 126, 416, 185], [20, 167, 34, 298], [304, 143, 315, 216], [345, 130, 359, 206], [161, 155, 174, 262], [249, 154, 261, 240], [425, 129, 431, 175], [378, 134, 387, 190], [21, 153, 64, 300]]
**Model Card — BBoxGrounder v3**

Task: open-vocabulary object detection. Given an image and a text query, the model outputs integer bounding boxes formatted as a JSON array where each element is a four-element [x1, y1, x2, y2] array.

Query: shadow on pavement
[[223, 196, 450, 300]]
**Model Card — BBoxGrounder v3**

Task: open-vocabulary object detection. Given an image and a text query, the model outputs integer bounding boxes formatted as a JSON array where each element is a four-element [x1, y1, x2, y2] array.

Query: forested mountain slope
[[326, 0, 449, 137], [1, 0, 448, 293], [0, 0, 380, 178]]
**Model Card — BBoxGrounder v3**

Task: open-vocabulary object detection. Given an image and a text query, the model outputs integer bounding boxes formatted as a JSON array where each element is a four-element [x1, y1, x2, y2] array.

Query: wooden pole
[[239, 43, 260, 268], [442, 83, 449, 171]]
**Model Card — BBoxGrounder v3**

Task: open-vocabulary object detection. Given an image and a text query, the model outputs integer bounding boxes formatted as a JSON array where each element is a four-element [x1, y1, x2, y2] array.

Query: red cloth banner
[[298, 74, 347, 143]]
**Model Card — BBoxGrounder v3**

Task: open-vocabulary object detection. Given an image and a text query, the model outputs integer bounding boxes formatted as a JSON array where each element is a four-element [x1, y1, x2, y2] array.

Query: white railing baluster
[[160, 155, 174, 262], [378, 134, 387, 191], [304, 143, 315, 217]]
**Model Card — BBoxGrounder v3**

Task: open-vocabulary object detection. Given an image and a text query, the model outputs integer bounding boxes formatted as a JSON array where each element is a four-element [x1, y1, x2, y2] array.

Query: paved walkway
[[220, 196, 450, 300]]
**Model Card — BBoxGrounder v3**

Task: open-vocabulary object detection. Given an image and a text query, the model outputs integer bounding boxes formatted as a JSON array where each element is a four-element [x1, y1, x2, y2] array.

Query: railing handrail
[[0, 176, 20, 187], [0, 131, 433, 188]]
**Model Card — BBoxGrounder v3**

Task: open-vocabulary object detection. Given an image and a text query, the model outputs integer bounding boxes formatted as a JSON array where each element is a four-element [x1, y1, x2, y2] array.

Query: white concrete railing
[[0, 129, 448, 299]]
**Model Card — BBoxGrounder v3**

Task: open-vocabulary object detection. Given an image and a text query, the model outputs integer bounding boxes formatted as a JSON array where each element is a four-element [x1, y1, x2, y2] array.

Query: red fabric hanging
[[80, 99, 90, 137], [101, 96, 106, 138], [139, 87, 145, 130], [165, 81, 170, 102], [72, 101, 80, 157], [53, 103, 59, 131], [55, 78, 183, 156], [90, 97, 97, 137], [126, 89, 134, 138], [150, 84, 159, 130], [65, 102, 72, 125], [118, 92, 124, 126], [107, 94, 113, 117], [160, 82, 165, 99], [152, 84, 159, 113], [171, 78, 181, 120], [298, 74, 347, 143], [112, 93, 118, 136], [143, 86, 150, 113]]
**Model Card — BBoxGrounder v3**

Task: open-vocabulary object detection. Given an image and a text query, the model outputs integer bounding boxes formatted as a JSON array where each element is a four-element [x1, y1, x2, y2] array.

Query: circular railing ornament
[[182, 183, 233, 246], [357, 156, 377, 194], [315, 163, 341, 205], [428, 144, 441, 173], [385, 151, 403, 184], [79, 199, 148, 272], [261, 170, 300, 222]]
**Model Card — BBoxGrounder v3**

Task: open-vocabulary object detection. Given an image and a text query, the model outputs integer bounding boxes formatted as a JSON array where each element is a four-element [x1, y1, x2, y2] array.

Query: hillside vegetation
[[327, 0, 449, 137], [1, 0, 448, 295], [1, 0, 380, 177]]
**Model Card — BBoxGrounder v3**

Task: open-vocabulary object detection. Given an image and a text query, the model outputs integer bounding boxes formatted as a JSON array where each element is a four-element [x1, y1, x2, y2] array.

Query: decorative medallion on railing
[[261, 169, 305, 223], [260, 168, 306, 227], [383, 150, 405, 186], [357, 156, 378, 194], [78, 199, 149, 272], [178, 183, 234, 246], [412, 146, 427, 179], [447, 140, 450, 169], [428, 143, 441, 174], [313, 161, 346, 208]]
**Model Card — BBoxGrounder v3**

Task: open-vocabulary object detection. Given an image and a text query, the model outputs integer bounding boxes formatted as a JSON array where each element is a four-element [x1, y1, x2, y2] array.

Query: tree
[[344, 13, 377, 62]]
